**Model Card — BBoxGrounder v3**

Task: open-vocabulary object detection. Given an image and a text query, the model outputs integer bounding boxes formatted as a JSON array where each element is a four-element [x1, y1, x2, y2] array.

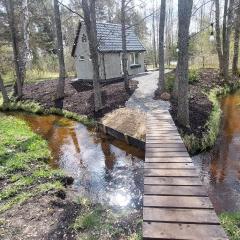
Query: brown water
[[5, 112, 144, 212], [193, 90, 240, 213]]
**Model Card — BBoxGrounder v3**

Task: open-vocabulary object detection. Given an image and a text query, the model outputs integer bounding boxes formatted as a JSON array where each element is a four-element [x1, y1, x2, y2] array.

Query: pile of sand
[[101, 107, 146, 140]]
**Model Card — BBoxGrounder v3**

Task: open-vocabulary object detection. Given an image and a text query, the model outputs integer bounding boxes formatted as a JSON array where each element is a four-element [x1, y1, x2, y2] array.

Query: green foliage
[[0, 116, 64, 213], [165, 74, 175, 92], [73, 208, 102, 230], [220, 212, 240, 240], [189, 69, 199, 84]]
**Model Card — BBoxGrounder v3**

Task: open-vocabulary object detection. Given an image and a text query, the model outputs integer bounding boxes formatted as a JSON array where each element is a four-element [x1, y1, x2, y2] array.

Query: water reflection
[[6, 112, 144, 212], [193, 90, 240, 213]]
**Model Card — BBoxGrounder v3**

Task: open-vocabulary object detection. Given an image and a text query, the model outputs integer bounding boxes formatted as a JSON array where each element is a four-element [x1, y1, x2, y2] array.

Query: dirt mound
[[101, 107, 146, 140]]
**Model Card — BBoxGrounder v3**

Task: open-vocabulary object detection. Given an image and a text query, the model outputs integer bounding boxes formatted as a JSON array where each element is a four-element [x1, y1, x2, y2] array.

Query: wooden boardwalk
[[143, 110, 228, 239]]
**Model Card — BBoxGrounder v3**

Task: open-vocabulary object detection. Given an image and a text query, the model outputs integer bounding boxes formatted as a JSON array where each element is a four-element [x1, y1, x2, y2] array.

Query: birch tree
[[121, 0, 130, 92], [157, 0, 166, 94], [82, 0, 103, 112], [152, 0, 157, 68], [177, 0, 193, 127], [21, 0, 31, 78], [0, 73, 9, 104], [53, 0, 66, 99], [232, 1, 240, 75]]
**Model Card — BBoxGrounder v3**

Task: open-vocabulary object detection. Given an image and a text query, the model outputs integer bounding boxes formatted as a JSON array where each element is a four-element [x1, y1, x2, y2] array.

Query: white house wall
[[74, 24, 93, 80], [101, 53, 122, 79], [74, 24, 145, 80]]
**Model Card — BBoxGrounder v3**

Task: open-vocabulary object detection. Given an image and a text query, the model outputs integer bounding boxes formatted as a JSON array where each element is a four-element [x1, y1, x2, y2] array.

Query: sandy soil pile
[[101, 107, 146, 140]]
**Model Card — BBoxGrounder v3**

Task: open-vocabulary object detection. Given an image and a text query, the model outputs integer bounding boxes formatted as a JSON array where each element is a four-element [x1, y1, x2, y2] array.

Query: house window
[[82, 34, 87, 42], [130, 52, 139, 65]]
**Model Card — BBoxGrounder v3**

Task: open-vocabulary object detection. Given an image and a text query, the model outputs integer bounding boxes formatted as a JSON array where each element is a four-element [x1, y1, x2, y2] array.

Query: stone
[[160, 92, 171, 101]]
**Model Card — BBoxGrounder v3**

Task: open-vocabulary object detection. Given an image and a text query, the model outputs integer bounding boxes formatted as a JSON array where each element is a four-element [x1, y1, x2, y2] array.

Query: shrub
[[189, 69, 199, 84]]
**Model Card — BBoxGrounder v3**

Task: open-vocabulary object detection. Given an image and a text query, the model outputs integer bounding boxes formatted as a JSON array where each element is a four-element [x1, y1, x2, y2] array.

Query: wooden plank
[[144, 176, 202, 186], [145, 169, 198, 177], [146, 147, 186, 152], [146, 136, 182, 140], [143, 208, 220, 224], [144, 195, 213, 209], [146, 139, 183, 144], [143, 110, 228, 239], [144, 162, 195, 169], [144, 185, 207, 196], [146, 152, 189, 158], [143, 222, 228, 239], [145, 157, 192, 163], [146, 143, 186, 148]]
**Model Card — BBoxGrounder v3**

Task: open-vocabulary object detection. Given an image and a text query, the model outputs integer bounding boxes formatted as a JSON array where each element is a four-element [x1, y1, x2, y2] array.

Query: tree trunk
[[54, 0, 66, 99], [0, 74, 9, 104], [6, 0, 23, 99], [21, 0, 32, 76], [214, 0, 224, 74], [232, 2, 240, 75], [121, 0, 130, 92], [172, 63, 179, 99], [215, 0, 234, 79], [222, 0, 234, 80], [157, 0, 166, 94], [177, 0, 193, 127], [152, 0, 157, 68], [82, 0, 103, 112]]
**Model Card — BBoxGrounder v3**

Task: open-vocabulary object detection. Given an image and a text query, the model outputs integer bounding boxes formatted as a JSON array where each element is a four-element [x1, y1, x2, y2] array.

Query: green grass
[[0, 98, 95, 128], [183, 80, 240, 154], [72, 198, 142, 240], [220, 212, 240, 240], [0, 115, 64, 213], [73, 208, 102, 230]]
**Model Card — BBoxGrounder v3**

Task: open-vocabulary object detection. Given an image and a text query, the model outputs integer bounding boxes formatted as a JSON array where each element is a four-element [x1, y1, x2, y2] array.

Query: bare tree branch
[[58, 0, 84, 19]]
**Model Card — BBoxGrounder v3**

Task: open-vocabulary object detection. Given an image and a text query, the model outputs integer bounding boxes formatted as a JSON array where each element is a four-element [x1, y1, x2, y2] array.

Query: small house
[[71, 22, 146, 81]]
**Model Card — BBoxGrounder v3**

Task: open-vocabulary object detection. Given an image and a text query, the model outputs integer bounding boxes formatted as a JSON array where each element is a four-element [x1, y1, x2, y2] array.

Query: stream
[[3, 90, 240, 215], [193, 90, 240, 213], [4, 112, 144, 214]]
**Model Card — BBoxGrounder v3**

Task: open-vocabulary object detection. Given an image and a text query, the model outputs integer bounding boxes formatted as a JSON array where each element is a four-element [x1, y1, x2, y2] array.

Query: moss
[[0, 115, 64, 213], [0, 98, 95, 127], [220, 212, 240, 240], [183, 80, 240, 154]]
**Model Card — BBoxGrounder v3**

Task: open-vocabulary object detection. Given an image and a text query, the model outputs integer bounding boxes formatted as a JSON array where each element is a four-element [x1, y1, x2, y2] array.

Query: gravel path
[[126, 70, 170, 112]]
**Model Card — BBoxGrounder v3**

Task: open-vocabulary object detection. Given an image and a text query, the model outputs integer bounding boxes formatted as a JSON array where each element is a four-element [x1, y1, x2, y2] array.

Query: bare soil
[[156, 69, 239, 138], [0, 191, 79, 240], [22, 79, 138, 117]]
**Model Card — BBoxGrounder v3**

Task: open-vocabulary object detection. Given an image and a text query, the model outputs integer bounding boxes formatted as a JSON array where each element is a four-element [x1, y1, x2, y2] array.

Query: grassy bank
[[72, 197, 142, 240], [220, 212, 240, 240], [0, 115, 64, 213], [183, 80, 240, 154], [0, 97, 95, 128]]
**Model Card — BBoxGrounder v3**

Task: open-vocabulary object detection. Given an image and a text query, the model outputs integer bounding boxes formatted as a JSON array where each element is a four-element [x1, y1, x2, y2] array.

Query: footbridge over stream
[[143, 110, 228, 239]]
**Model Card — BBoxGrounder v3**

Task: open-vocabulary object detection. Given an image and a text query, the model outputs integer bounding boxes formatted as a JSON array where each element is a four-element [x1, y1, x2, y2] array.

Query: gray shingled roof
[[96, 22, 145, 52]]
